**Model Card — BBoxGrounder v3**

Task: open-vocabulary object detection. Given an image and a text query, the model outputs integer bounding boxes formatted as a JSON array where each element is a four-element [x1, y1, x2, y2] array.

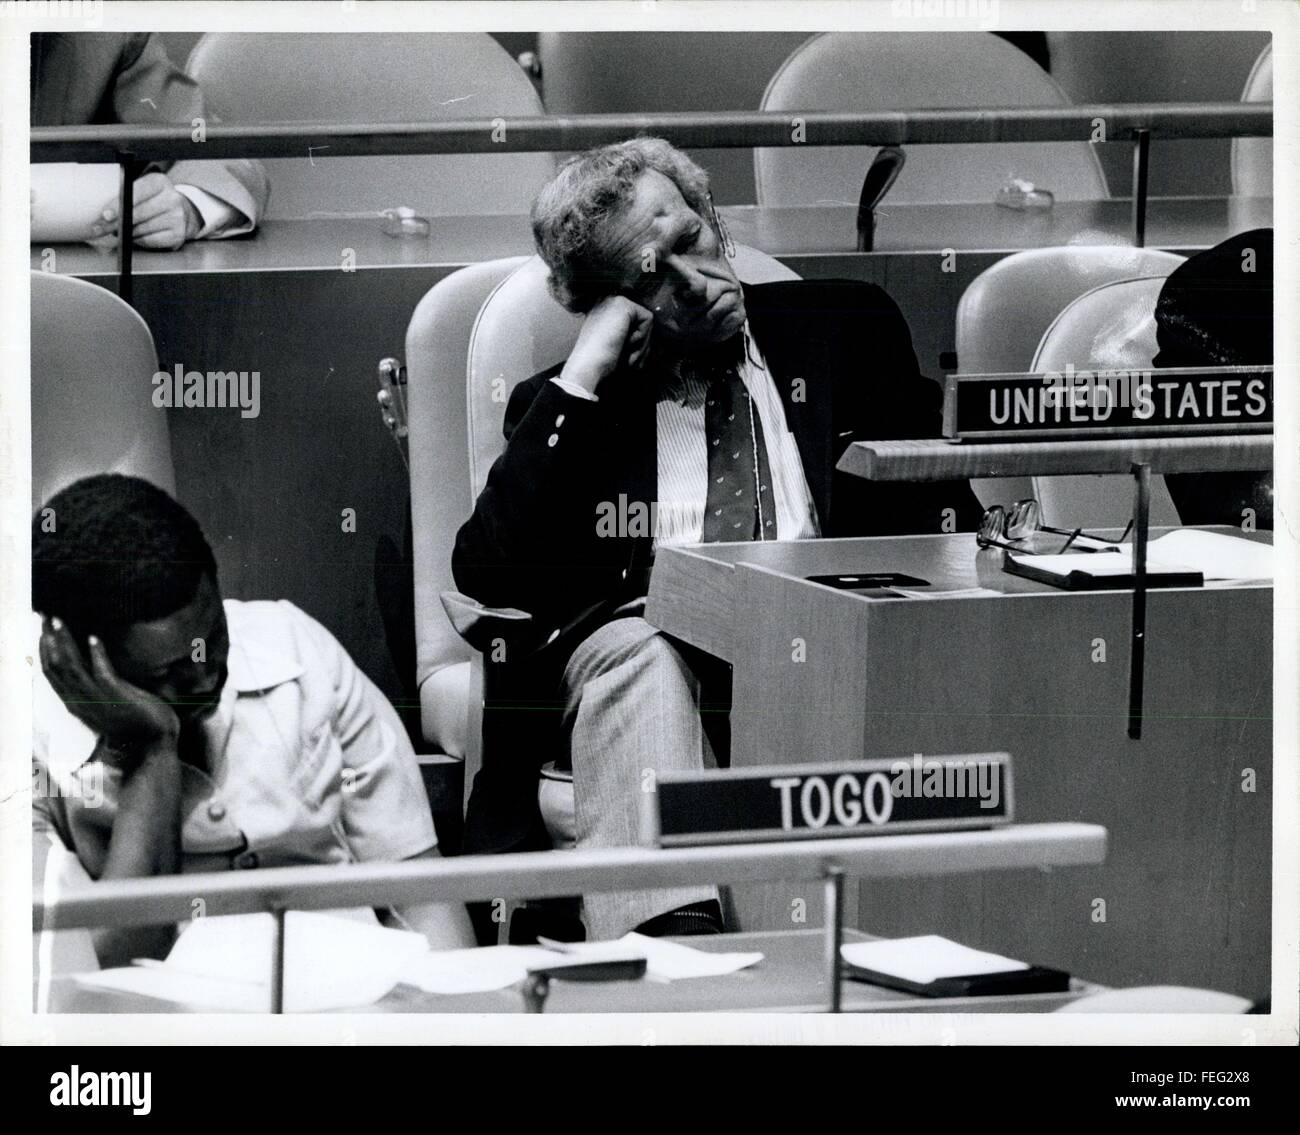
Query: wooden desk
[[42, 929, 1099, 1014], [839, 435, 1275, 482], [28, 198, 1270, 709], [645, 530, 1271, 999]]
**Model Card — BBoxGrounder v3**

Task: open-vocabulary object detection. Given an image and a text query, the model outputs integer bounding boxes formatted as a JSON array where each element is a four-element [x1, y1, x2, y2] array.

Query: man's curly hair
[[531, 137, 720, 314], [32, 474, 217, 643]]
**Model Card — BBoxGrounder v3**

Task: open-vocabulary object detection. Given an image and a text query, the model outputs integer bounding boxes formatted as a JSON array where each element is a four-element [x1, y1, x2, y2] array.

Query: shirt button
[[555, 414, 565, 427], [547, 433, 559, 447], [234, 851, 259, 869], [207, 800, 227, 822]]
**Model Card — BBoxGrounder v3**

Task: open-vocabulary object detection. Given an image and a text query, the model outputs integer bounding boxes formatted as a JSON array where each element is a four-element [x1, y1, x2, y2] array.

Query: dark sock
[[634, 899, 724, 938]]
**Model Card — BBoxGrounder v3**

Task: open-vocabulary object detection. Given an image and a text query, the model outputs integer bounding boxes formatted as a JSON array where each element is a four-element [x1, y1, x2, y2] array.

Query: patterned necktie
[[701, 366, 774, 542]]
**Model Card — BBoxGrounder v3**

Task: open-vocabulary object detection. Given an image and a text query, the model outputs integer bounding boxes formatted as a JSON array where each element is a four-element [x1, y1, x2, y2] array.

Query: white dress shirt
[[551, 322, 821, 548]]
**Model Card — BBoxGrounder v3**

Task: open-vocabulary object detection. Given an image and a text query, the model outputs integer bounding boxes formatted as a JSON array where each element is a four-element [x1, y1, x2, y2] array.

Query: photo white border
[[1, 0, 1295, 1047]]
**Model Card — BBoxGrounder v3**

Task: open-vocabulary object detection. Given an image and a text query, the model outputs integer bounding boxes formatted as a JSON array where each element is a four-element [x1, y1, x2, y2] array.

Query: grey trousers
[[561, 615, 723, 939]]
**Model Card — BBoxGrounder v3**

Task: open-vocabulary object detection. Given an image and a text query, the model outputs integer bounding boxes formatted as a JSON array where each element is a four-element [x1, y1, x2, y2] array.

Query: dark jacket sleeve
[[451, 370, 630, 631]]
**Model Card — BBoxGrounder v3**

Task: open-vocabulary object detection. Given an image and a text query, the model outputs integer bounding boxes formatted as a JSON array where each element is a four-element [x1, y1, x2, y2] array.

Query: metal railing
[[30, 102, 1273, 301], [34, 821, 1106, 1013]]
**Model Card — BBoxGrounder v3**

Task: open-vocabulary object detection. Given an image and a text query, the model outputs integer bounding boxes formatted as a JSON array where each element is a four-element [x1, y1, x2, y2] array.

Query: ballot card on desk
[[644, 755, 1012, 847], [943, 366, 1272, 440]]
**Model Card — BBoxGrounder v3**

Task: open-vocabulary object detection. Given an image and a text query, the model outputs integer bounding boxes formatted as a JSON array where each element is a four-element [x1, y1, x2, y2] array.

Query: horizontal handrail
[[33, 822, 1105, 932], [31, 103, 1271, 163]]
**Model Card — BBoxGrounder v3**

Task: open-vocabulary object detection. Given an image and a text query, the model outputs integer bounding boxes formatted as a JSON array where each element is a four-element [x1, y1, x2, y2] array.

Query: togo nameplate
[[942, 366, 1272, 440], [646, 755, 1013, 848]]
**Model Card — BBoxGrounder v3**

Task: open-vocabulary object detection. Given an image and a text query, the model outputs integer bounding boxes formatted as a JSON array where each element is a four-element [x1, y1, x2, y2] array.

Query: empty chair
[[404, 258, 530, 767], [463, 246, 801, 850], [186, 33, 554, 219], [1231, 41, 1273, 198], [955, 246, 1184, 507], [31, 272, 174, 510], [537, 32, 813, 205], [756, 33, 1108, 208], [1030, 277, 1181, 528]]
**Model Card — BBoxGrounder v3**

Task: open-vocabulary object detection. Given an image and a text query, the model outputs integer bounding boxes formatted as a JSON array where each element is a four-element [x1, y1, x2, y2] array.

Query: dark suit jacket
[[31, 33, 269, 230], [452, 279, 981, 854]]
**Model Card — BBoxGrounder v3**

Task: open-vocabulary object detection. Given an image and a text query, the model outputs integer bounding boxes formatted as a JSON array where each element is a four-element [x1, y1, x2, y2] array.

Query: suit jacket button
[[547, 433, 559, 447], [555, 414, 565, 427], [207, 800, 227, 822]]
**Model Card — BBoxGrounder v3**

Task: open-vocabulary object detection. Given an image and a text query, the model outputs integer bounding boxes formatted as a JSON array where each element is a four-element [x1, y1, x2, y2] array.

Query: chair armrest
[[439, 590, 535, 655]]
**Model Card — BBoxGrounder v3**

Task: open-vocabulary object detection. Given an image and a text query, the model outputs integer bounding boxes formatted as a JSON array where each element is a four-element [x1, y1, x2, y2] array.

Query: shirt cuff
[[175, 184, 243, 240], [549, 376, 600, 402]]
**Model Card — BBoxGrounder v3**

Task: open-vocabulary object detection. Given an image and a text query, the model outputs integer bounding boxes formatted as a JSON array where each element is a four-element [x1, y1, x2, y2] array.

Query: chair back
[[538, 31, 813, 204], [956, 246, 1184, 507], [466, 246, 800, 499], [186, 33, 555, 219], [756, 32, 1108, 207], [404, 257, 529, 745], [1231, 41, 1273, 197], [31, 272, 174, 510], [1029, 275, 1181, 528]]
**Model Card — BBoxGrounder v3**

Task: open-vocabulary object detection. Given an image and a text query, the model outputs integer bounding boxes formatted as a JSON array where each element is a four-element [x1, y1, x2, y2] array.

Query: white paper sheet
[[1144, 529, 1273, 581], [1010, 530, 1272, 584], [74, 910, 428, 1012], [841, 935, 1028, 985], [30, 163, 121, 243], [402, 945, 557, 995]]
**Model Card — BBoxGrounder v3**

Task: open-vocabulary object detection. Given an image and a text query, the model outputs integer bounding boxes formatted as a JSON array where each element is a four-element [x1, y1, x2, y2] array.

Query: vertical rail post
[[1131, 129, 1151, 249], [116, 153, 140, 305], [823, 864, 845, 1014], [1127, 462, 1151, 740], [270, 906, 286, 1014]]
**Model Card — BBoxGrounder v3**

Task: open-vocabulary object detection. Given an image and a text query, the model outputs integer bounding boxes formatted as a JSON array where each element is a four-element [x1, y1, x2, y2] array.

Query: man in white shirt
[[33, 474, 474, 969]]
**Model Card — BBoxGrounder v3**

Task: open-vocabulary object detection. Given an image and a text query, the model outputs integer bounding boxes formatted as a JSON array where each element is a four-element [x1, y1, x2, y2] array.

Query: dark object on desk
[[806, 572, 930, 590], [844, 961, 1071, 998], [520, 957, 648, 1013], [1001, 553, 1203, 591]]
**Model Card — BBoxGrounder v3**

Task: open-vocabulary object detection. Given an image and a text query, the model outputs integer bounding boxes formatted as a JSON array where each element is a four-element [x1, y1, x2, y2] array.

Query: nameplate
[[942, 366, 1273, 440], [644, 755, 1012, 848]]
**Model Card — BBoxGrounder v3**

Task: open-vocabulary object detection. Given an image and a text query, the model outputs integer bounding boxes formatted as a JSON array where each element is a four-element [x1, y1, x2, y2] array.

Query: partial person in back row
[[31, 33, 269, 249], [33, 475, 475, 967], [1155, 228, 1273, 530], [452, 137, 984, 942]]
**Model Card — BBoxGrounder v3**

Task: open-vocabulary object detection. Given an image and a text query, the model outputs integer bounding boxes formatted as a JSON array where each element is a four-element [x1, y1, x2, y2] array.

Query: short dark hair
[[32, 474, 217, 642]]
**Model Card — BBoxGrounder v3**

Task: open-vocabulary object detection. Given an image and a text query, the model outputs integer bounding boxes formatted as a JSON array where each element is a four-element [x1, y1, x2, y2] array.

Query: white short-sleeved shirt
[[32, 598, 436, 886]]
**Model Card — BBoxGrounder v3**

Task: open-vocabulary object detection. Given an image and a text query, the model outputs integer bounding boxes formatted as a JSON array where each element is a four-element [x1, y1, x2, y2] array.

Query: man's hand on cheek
[[558, 294, 656, 396], [39, 617, 180, 762]]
